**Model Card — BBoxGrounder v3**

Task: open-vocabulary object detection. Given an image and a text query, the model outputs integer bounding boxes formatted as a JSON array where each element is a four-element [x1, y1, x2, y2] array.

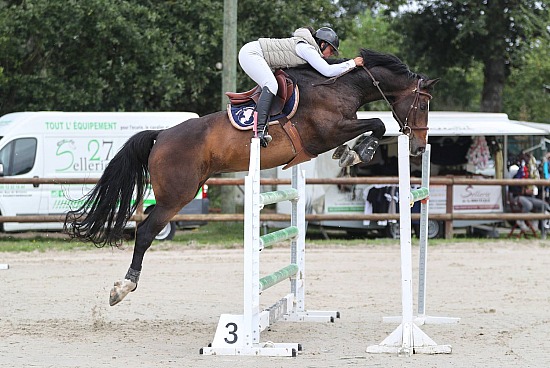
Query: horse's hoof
[[109, 279, 137, 306], [332, 145, 349, 159]]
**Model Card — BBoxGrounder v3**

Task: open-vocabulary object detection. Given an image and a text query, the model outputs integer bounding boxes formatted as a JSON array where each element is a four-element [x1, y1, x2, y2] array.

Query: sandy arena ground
[[1, 239, 549, 368]]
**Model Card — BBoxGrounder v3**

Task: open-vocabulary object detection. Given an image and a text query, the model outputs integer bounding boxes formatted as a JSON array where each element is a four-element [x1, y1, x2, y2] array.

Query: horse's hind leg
[[109, 202, 189, 306]]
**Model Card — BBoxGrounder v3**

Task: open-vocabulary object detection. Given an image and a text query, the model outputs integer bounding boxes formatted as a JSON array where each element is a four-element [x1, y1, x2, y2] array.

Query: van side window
[[0, 138, 37, 176]]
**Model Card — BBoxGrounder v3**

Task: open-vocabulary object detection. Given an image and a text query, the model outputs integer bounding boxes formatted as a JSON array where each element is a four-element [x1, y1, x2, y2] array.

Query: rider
[[238, 26, 364, 148]]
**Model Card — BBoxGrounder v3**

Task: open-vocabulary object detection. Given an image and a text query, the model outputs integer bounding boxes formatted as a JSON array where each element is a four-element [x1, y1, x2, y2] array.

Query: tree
[[391, 1, 549, 114], [0, 0, 189, 114], [0, 0, 365, 116], [503, 39, 550, 123], [339, 8, 405, 111]]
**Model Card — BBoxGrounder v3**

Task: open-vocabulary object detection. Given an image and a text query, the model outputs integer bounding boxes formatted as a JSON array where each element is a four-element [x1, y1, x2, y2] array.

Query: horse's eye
[[420, 102, 428, 111]]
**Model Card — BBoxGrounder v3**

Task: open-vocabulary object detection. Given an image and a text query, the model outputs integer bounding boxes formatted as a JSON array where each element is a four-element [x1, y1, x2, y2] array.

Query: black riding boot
[[254, 86, 275, 148]]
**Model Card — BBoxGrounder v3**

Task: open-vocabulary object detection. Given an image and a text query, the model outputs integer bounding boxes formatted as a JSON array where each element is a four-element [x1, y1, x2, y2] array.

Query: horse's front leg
[[109, 216, 159, 306], [333, 118, 386, 167]]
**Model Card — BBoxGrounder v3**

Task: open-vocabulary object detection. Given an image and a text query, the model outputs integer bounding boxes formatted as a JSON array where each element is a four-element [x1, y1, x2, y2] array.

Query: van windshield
[[0, 138, 37, 176]]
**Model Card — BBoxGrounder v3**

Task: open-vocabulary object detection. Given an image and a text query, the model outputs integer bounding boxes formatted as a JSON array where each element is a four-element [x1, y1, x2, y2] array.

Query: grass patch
[[0, 234, 100, 252], [174, 222, 244, 247], [0, 222, 527, 253]]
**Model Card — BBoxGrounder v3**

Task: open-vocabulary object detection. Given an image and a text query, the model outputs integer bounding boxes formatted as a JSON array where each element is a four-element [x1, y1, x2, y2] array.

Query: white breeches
[[238, 41, 278, 95]]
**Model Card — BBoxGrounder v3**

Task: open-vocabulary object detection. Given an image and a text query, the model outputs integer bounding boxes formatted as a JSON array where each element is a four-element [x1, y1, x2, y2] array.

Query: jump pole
[[367, 134, 452, 356], [201, 138, 338, 357]]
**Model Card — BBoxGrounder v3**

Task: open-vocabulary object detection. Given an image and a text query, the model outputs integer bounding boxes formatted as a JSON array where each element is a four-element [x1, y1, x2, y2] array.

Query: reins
[[312, 64, 432, 136], [361, 66, 431, 136]]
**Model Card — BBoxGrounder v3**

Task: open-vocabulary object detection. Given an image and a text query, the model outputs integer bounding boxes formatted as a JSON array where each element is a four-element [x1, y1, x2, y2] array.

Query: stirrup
[[257, 125, 272, 148]]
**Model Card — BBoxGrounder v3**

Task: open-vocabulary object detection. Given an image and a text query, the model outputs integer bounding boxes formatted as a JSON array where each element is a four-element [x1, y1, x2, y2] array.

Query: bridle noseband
[[362, 66, 432, 136]]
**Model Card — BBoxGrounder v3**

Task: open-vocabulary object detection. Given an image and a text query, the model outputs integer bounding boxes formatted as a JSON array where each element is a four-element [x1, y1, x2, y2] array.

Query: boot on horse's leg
[[254, 86, 274, 148], [355, 136, 379, 163], [334, 136, 380, 167]]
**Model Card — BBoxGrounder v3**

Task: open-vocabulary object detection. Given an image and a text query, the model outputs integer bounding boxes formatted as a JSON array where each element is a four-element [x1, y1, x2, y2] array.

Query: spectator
[[508, 164, 550, 231]]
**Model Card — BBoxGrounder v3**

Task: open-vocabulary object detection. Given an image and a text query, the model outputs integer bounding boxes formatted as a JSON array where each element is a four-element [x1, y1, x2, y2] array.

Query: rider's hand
[[354, 57, 364, 67]]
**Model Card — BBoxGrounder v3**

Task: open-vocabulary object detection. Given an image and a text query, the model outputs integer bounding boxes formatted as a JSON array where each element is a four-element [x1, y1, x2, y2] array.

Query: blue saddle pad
[[227, 87, 298, 130]]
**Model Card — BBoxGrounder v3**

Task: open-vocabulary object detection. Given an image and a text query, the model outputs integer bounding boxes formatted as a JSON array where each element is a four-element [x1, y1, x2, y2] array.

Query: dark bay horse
[[64, 49, 439, 306]]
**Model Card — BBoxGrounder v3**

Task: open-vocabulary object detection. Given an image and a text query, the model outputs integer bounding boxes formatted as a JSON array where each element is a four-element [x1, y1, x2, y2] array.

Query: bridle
[[362, 66, 432, 136]]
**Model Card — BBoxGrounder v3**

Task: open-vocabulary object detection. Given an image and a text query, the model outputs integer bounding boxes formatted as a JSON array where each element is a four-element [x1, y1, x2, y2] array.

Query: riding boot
[[254, 86, 275, 148]]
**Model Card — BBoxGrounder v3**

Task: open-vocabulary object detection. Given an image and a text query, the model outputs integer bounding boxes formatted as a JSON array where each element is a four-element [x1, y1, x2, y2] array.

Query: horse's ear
[[423, 78, 440, 89]]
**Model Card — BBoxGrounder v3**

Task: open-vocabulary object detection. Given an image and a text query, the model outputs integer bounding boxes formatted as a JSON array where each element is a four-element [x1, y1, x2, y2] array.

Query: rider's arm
[[295, 42, 356, 77]]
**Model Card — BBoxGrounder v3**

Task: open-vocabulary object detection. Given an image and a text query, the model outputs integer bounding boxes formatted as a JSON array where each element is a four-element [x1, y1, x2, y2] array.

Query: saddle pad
[[227, 86, 299, 130]]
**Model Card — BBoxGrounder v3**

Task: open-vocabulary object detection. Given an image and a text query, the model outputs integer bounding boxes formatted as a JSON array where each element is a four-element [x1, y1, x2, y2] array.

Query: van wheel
[[385, 222, 400, 239], [413, 220, 444, 239], [386, 220, 444, 239], [144, 206, 176, 241], [155, 221, 176, 241]]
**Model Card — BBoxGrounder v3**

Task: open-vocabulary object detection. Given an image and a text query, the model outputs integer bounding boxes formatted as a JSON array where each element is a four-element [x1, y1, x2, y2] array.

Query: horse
[[64, 48, 439, 306]]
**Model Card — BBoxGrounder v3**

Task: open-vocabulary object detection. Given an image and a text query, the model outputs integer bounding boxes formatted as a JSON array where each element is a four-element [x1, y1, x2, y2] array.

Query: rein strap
[[361, 66, 407, 132], [312, 63, 432, 136]]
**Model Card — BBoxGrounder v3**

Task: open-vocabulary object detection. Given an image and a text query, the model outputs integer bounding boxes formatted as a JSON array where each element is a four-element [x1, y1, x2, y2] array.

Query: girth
[[278, 117, 317, 170]]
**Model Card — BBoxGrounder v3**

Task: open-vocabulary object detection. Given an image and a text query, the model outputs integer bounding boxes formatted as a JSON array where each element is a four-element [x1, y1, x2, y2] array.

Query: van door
[[0, 137, 43, 231]]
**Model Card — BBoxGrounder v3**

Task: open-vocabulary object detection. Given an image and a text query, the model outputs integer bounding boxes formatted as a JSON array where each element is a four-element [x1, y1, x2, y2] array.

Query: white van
[[0, 111, 205, 239]]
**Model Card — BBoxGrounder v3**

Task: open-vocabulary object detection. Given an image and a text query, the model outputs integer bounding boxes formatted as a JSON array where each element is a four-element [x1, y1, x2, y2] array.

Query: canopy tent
[[357, 111, 548, 137], [514, 120, 550, 135]]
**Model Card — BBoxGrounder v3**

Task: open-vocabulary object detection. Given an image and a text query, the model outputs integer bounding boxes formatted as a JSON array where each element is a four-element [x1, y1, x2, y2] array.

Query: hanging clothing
[[364, 186, 398, 226], [466, 136, 490, 171]]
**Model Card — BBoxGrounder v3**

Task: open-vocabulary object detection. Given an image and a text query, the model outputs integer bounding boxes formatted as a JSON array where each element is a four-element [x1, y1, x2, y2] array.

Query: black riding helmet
[[314, 27, 339, 55]]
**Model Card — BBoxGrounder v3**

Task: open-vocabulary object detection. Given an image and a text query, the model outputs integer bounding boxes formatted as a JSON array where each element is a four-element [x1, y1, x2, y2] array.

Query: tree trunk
[[481, 56, 506, 112]]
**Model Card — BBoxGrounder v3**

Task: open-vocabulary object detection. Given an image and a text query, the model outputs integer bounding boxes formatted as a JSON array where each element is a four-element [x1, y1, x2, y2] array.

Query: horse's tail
[[64, 130, 160, 247]]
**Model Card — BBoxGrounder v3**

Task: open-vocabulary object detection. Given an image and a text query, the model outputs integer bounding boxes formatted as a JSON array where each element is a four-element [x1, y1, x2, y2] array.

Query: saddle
[[225, 70, 315, 170], [225, 70, 296, 115]]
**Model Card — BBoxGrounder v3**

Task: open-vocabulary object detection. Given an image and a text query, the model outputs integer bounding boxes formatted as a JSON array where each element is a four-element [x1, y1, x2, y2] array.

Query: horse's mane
[[287, 48, 427, 85], [360, 49, 411, 75], [325, 48, 423, 79]]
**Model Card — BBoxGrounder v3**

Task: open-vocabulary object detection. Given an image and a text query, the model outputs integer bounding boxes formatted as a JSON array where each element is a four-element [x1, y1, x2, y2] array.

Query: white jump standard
[[367, 134, 455, 356], [414, 142, 460, 327], [201, 137, 339, 357]]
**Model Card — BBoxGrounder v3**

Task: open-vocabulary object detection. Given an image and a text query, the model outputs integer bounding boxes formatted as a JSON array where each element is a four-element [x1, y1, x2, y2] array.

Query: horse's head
[[391, 78, 440, 156]]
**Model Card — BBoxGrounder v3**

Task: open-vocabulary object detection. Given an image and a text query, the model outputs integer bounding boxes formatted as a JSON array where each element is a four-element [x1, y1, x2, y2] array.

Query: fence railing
[[1, 176, 549, 239]]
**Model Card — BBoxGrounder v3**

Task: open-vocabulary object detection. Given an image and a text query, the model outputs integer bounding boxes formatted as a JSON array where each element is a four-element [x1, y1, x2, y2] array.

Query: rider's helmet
[[314, 27, 339, 55]]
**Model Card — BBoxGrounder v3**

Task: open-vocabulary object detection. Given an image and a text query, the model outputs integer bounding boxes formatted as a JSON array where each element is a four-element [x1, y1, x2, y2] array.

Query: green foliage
[[339, 8, 402, 57], [503, 42, 550, 123], [0, 0, 547, 121], [0, 0, 365, 116], [389, 0, 549, 117], [0, 0, 187, 113], [338, 8, 405, 111]]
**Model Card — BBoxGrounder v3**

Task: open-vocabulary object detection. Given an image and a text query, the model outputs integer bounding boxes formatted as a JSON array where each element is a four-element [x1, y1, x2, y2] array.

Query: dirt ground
[[1, 239, 549, 368]]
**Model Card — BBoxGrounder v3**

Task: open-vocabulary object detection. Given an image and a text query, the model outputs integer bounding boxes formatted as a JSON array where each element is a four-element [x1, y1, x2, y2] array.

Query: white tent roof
[[514, 120, 550, 135], [356, 111, 548, 136]]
